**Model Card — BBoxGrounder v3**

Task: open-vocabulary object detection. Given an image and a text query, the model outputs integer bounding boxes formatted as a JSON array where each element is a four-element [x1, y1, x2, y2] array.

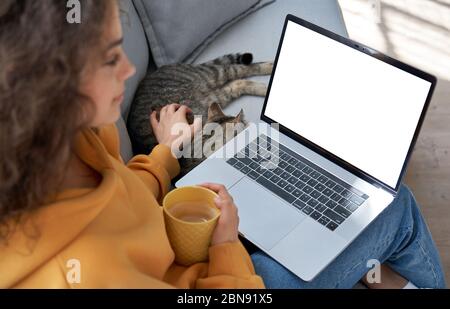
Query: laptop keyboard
[[226, 134, 369, 231]]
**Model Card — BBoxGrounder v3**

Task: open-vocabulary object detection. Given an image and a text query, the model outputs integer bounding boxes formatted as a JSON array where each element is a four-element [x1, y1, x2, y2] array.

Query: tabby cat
[[127, 53, 273, 176]]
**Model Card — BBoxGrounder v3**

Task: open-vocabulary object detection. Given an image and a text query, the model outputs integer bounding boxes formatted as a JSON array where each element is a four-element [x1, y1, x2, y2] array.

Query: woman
[[0, 0, 262, 288], [0, 1, 445, 288]]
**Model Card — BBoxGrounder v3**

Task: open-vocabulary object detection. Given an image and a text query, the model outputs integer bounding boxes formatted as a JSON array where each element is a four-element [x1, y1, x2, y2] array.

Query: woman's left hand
[[198, 183, 239, 246]]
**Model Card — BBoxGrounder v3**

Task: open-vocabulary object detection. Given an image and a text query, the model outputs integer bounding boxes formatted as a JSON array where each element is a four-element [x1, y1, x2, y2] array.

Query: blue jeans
[[251, 184, 447, 288]]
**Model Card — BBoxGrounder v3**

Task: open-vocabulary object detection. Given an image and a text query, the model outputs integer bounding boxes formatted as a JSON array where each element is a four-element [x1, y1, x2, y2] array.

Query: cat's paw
[[260, 62, 274, 75]]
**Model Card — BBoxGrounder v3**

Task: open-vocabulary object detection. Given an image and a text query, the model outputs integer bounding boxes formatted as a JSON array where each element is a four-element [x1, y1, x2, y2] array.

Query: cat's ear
[[208, 102, 225, 119], [233, 109, 244, 123]]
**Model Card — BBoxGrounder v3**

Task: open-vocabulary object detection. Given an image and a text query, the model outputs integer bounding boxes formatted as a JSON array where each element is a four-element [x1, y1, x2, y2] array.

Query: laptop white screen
[[264, 21, 432, 189]]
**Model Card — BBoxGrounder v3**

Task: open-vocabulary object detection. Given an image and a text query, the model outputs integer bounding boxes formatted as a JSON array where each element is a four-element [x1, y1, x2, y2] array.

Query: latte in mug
[[168, 201, 217, 223]]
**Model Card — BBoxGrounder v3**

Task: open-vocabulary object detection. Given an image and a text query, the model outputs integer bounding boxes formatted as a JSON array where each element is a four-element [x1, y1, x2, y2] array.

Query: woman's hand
[[150, 103, 201, 151], [198, 183, 239, 246]]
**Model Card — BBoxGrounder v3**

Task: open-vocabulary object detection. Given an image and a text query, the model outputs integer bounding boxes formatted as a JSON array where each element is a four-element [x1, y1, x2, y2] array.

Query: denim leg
[[251, 184, 446, 288]]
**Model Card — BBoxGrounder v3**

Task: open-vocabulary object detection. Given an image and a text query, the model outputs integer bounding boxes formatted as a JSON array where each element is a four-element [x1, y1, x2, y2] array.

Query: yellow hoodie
[[0, 124, 265, 288]]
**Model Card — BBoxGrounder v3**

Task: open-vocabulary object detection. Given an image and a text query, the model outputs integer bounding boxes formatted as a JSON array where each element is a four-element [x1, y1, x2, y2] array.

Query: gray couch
[[117, 0, 348, 162]]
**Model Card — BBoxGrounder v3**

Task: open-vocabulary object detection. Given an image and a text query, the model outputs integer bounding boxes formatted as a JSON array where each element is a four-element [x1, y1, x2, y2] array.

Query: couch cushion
[[193, 0, 348, 124], [115, 116, 134, 162], [132, 0, 275, 67]]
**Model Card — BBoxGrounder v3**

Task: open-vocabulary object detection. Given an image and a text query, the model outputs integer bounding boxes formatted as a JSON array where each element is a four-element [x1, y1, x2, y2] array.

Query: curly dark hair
[[0, 0, 116, 240]]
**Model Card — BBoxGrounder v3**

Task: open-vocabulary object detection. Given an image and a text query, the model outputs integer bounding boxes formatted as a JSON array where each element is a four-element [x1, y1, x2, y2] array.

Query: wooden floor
[[338, 0, 450, 284]]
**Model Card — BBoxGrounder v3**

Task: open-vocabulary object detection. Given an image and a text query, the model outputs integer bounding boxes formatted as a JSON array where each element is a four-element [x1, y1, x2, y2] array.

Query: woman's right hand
[[150, 103, 201, 151], [198, 183, 239, 246]]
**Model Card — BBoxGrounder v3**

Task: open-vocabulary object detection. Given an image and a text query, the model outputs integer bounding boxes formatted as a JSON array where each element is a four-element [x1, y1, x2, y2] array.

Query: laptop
[[176, 14, 436, 281]]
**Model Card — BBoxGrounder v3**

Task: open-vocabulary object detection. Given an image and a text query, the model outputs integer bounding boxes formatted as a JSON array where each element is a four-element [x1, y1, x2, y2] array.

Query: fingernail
[[214, 197, 221, 203]]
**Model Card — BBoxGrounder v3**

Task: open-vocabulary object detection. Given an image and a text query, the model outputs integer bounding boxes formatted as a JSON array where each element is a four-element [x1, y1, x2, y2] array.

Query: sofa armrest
[[118, 0, 152, 162]]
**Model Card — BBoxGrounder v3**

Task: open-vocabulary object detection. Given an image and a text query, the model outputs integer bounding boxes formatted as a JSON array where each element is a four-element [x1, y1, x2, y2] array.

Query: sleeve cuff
[[207, 241, 255, 278], [148, 144, 180, 179]]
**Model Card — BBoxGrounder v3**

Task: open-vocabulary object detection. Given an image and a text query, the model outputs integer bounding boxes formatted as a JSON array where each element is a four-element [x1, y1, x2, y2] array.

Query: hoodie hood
[[0, 127, 117, 288]]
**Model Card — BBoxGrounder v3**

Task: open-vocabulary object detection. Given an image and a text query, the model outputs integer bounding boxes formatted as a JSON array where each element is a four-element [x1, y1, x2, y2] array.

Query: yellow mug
[[163, 186, 221, 266]]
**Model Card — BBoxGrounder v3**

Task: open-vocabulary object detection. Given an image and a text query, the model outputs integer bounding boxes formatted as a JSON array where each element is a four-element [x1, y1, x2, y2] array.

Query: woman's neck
[[59, 152, 102, 191]]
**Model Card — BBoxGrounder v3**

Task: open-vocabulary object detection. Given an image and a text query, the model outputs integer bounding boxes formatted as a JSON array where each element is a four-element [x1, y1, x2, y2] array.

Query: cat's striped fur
[[127, 53, 273, 176]]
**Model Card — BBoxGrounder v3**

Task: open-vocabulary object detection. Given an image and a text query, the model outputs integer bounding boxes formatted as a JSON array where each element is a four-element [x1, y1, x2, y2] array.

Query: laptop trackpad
[[229, 177, 306, 250]]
